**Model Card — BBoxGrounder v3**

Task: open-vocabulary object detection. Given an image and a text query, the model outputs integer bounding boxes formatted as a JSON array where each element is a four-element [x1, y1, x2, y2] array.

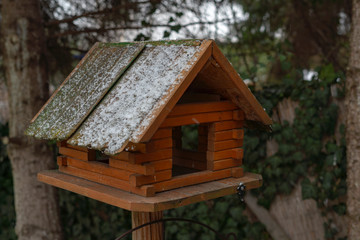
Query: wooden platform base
[[38, 170, 262, 212]]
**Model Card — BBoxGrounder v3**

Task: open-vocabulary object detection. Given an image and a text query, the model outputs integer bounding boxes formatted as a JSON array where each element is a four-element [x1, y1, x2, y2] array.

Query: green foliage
[[244, 65, 347, 238]]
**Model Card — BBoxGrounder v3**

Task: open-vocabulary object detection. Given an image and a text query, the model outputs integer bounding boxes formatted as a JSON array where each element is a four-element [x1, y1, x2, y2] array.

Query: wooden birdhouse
[[26, 39, 271, 211]]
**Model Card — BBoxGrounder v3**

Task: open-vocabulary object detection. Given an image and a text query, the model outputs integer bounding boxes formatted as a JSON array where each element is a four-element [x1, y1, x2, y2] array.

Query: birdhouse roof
[[26, 39, 272, 155]]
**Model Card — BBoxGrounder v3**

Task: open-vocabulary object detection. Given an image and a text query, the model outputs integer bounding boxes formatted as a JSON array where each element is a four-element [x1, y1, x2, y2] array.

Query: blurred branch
[[46, 0, 152, 26], [49, 19, 231, 39]]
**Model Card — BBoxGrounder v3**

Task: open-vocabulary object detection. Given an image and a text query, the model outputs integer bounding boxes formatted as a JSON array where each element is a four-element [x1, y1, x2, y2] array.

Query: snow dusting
[[26, 43, 144, 140], [68, 43, 202, 155]]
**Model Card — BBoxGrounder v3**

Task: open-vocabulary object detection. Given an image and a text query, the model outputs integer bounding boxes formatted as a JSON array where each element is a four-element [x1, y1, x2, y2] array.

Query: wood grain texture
[[132, 211, 163, 240], [58, 166, 154, 196], [160, 111, 233, 128], [207, 139, 243, 151], [211, 42, 272, 126], [137, 40, 213, 142], [38, 170, 262, 211], [130, 170, 172, 187], [58, 146, 96, 161], [208, 120, 244, 132], [109, 159, 155, 175], [207, 158, 242, 170], [167, 101, 237, 117], [208, 129, 244, 141]]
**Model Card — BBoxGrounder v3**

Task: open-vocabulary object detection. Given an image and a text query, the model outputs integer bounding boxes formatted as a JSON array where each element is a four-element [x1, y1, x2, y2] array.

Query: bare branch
[[50, 19, 231, 39]]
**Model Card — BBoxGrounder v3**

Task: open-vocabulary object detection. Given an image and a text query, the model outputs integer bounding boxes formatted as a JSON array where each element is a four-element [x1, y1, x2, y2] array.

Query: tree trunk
[[346, 0, 360, 238], [1, 0, 63, 239]]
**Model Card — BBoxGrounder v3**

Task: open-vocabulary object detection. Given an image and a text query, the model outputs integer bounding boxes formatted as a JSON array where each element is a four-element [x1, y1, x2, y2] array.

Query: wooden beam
[[168, 101, 237, 117], [109, 159, 155, 175], [112, 149, 173, 164], [208, 120, 244, 132], [207, 158, 242, 171], [137, 40, 213, 142], [173, 157, 207, 171], [161, 111, 233, 128], [207, 139, 243, 151], [38, 170, 263, 211], [207, 148, 243, 161], [152, 128, 172, 140], [132, 211, 164, 240], [212, 42, 272, 125], [130, 170, 172, 187], [58, 146, 96, 161], [153, 169, 232, 192], [65, 157, 132, 181], [207, 129, 244, 141], [59, 166, 154, 197]]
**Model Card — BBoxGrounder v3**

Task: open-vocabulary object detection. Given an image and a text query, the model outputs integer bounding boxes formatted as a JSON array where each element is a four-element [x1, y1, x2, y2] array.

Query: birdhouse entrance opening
[[172, 124, 208, 177]]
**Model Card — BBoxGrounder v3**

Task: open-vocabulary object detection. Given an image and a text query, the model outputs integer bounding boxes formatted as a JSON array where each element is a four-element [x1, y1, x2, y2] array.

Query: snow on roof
[[25, 42, 145, 140], [68, 43, 202, 155]]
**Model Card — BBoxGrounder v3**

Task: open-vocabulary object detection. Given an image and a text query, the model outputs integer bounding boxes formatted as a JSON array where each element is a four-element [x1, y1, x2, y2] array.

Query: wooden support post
[[132, 211, 164, 240]]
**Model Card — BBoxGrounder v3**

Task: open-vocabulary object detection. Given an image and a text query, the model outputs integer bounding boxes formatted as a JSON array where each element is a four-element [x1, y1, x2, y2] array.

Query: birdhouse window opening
[[95, 150, 109, 164], [172, 124, 208, 177]]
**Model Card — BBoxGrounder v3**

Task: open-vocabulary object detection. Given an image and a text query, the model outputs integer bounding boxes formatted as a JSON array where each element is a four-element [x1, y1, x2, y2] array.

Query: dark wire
[[114, 217, 239, 240]]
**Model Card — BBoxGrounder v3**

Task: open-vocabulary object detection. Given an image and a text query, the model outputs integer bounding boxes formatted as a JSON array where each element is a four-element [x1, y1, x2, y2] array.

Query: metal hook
[[236, 182, 246, 202]]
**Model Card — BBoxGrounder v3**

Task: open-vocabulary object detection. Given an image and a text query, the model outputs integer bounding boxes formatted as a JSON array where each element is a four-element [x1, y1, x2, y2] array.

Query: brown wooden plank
[[112, 148, 172, 164], [207, 139, 243, 151], [172, 127, 182, 148], [130, 170, 172, 187], [208, 120, 244, 132], [109, 159, 155, 175], [58, 146, 96, 161], [57, 156, 67, 166], [207, 148, 243, 161], [57, 141, 90, 152], [168, 101, 237, 117], [231, 167, 244, 178], [132, 211, 163, 240], [161, 111, 233, 128], [59, 166, 154, 197], [124, 142, 147, 153], [38, 170, 262, 211], [233, 110, 245, 120], [66, 157, 132, 181], [138, 40, 213, 142], [146, 138, 173, 152], [208, 158, 242, 171], [208, 129, 244, 141], [212, 42, 272, 125], [152, 128, 172, 140], [173, 157, 207, 171], [153, 169, 232, 192], [145, 159, 172, 172]]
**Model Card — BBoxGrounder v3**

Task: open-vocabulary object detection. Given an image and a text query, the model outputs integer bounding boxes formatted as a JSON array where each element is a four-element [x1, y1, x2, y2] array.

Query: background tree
[[346, 0, 360, 238]]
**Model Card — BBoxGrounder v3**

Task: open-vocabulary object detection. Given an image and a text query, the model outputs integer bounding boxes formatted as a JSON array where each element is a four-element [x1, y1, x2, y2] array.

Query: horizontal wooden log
[[153, 169, 232, 192], [109, 159, 155, 175], [173, 157, 207, 171], [208, 129, 244, 141], [59, 166, 155, 197], [208, 120, 244, 132], [145, 159, 172, 172], [152, 128, 172, 140], [207, 139, 243, 151], [207, 148, 243, 161], [130, 170, 172, 187], [66, 157, 132, 181], [161, 111, 233, 128], [168, 101, 237, 117], [173, 148, 206, 161], [207, 158, 242, 171], [57, 141, 89, 152], [146, 138, 173, 152], [57, 156, 67, 166], [112, 149, 173, 164], [124, 142, 147, 153], [58, 146, 96, 161], [233, 110, 245, 120], [231, 167, 244, 178]]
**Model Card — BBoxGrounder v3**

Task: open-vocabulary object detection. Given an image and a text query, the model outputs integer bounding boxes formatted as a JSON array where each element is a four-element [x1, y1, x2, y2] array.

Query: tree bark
[[346, 0, 360, 238], [1, 0, 63, 239]]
